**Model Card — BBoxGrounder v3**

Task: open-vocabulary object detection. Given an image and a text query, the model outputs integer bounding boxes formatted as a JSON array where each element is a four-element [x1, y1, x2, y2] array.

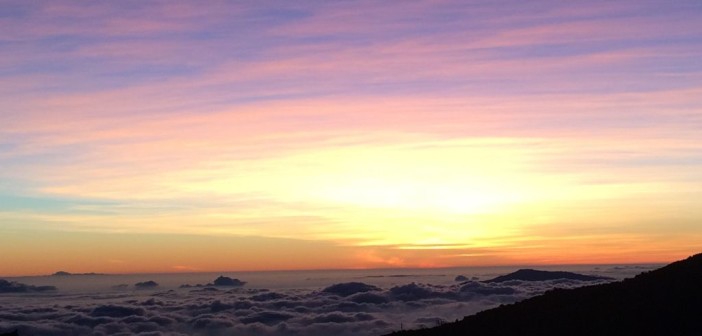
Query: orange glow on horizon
[[2, 1, 701, 276]]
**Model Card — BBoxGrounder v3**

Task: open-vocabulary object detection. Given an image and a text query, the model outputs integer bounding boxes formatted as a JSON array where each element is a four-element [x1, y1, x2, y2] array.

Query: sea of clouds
[[0, 266, 654, 336]]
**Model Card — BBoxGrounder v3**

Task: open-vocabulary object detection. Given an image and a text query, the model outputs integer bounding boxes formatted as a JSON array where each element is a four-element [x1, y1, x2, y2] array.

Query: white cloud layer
[[0, 267, 645, 336]]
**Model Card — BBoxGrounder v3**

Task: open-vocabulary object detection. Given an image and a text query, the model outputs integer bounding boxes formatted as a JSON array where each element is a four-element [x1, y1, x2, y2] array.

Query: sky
[[1, 0, 701, 276]]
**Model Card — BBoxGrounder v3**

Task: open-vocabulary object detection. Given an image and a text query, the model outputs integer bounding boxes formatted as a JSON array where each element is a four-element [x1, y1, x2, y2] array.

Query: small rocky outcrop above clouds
[[134, 281, 159, 289], [484, 269, 612, 283], [212, 276, 246, 287], [51, 271, 104, 276], [321, 282, 381, 297], [52, 271, 71, 276], [0, 279, 56, 293], [180, 276, 246, 288]]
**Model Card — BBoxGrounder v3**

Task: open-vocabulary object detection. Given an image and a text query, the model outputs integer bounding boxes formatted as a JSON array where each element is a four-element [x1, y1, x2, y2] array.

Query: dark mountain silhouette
[[180, 276, 246, 288], [322, 282, 381, 297], [388, 253, 702, 336], [52, 271, 71, 276], [134, 280, 159, 289], [484, 269, 611, 283], [51, 271, 104, 276], [212, 276, 245, 287]]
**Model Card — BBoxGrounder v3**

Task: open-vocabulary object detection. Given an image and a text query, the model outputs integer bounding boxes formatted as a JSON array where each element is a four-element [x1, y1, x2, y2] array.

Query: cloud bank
[[0, 280, 56, 294], [0, 275, 614, 336]]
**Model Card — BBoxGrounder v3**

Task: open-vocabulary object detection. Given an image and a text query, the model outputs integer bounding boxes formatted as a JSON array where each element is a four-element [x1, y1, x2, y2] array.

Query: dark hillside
[[389, 253, 702, 336]]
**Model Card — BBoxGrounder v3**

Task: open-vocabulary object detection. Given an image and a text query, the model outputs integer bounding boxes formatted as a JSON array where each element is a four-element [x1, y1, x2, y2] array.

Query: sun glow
[[288, 139, 539, 212], [3, 0, 701, 276]]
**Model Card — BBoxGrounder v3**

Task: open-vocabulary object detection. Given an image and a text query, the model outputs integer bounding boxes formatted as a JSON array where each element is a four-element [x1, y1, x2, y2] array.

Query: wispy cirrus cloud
[[1, 0, 701, 274]]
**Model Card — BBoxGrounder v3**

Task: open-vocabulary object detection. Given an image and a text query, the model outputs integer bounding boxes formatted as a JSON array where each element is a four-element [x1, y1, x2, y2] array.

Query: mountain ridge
[[388, 253, 702, 336], [484, 268, 612, 282]]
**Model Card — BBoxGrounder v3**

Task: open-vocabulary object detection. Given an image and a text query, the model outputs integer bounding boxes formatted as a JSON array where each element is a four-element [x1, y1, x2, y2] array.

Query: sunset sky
[[2, 1, 701, 276]]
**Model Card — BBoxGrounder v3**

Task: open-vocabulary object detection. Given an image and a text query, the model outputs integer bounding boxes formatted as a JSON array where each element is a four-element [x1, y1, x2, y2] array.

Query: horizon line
[[1, 261, 669, 279]]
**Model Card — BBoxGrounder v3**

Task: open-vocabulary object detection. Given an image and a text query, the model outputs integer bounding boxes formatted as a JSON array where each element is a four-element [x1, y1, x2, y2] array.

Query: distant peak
[[485, 269, 611, 283], [51, 271, 105, 276]]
